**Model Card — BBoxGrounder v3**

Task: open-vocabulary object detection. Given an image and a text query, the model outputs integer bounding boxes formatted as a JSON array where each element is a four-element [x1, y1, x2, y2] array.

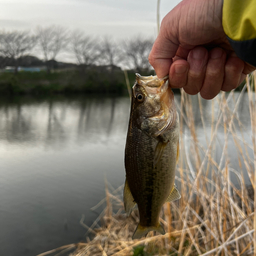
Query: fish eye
[[136, 94, 144, 102]]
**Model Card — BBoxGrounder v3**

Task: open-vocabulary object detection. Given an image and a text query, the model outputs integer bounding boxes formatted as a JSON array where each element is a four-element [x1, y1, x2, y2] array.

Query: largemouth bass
[[124, 73, 180, 239]]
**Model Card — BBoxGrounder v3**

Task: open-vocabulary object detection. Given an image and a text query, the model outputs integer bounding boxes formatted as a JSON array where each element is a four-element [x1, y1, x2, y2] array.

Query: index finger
[[148, 33, 179, 78]]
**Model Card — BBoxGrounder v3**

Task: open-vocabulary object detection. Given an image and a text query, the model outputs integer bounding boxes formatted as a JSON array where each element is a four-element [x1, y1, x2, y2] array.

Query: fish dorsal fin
[[123, 179, 136, 216], [166, 185, 181, 202]]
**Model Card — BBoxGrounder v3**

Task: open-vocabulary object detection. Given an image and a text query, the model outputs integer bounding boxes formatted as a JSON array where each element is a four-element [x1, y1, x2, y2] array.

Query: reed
[[38, 72, 255, 256]]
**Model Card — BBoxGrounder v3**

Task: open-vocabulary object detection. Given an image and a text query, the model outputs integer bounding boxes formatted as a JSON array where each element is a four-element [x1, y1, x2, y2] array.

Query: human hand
[[148, 0, 255, 99]]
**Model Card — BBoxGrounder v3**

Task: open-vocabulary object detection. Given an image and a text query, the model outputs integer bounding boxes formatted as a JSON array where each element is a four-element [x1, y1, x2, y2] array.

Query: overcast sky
[[0, 0, 181, 61], [0, 0, 181, 38]]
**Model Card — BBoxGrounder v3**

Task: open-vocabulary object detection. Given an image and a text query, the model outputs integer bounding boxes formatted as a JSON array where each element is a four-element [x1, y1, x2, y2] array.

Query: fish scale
[[123, 74, 181, 239]]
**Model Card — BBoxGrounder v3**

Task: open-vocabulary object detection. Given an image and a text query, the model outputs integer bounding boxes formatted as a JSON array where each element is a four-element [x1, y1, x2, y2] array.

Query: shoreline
[[37, 72, 256, 256], [0, 70, 246, 96], [38, 184, 255, 256]]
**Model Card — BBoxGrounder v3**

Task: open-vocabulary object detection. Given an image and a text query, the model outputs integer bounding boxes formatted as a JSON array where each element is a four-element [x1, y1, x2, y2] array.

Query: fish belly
[[125, 126, 177, 227]]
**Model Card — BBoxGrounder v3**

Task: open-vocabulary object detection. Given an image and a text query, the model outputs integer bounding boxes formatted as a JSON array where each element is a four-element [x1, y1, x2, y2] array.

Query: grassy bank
[[38, 72, 255, 256], [0, 69, 154, 95], [0, 69, 247, 96]]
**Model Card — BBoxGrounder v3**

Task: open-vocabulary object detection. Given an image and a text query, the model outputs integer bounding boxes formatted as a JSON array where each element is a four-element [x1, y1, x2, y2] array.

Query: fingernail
[[192, 48, 205, 60], [210, 48, 223, 59], [174, 64, 187, 74]]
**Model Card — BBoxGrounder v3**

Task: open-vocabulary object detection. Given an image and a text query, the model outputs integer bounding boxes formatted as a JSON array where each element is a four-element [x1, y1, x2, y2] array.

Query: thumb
[[148, 30, 179, 78]]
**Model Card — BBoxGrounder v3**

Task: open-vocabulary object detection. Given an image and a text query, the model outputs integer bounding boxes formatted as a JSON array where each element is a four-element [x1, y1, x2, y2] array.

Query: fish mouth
[[135, 73, 168, 87], [135, 74, 175, 136], [135, 73, 169, 95]]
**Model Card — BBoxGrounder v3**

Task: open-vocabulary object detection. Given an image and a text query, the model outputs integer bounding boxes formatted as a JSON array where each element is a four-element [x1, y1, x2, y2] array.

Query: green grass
[[0, 69, 154, 95], [133, 245, 149, 256]]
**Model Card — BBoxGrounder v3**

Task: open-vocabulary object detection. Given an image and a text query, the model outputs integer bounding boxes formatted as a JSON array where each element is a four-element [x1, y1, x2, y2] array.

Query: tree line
[[0, 26, 154, 74]]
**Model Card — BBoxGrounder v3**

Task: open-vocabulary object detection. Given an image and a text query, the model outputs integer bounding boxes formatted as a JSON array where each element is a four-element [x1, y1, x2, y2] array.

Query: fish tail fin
[[132, 222, 165, 239]]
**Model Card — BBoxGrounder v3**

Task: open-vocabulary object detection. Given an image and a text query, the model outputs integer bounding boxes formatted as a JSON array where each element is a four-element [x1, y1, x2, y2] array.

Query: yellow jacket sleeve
[[223, 0, 256, 66]]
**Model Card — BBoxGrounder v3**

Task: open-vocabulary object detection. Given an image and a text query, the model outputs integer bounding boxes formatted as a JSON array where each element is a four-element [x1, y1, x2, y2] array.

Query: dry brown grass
[[38, 72, 256, 256]]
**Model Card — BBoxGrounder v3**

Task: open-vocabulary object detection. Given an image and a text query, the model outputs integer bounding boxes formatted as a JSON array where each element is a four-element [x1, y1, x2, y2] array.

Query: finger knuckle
[[148, 53, 155, 66], [207, 69, 222, 78]]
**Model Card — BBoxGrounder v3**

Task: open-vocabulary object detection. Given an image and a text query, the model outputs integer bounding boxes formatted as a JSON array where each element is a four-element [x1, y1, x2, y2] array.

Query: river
[[0, 92, 253, 256]]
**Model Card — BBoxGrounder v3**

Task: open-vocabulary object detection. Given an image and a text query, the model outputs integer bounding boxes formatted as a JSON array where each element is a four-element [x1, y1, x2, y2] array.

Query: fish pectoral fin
[[123, 179, 136, 216], [166, 185, 181, 202], [132, 222, 165, 239], [176, 140, 179, 163], [153, 141, 167, 167]]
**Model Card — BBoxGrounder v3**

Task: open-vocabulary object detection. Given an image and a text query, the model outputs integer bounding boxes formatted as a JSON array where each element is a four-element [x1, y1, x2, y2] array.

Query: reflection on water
[[0, 93, 253, 256], [0, 95, 130, 256], [0, 96, 129, 147]]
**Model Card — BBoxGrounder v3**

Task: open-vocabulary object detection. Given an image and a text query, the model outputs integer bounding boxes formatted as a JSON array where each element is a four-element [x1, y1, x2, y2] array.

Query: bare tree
[[71, 30, 100, 69], [36, 26, 68, 73], [98, 36, 122, 71], [121, 36, 153, 73], [0, 30, 37, 73]]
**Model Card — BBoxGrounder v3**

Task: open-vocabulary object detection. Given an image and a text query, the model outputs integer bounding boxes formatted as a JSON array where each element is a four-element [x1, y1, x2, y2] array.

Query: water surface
[[0, 93, 253, 256], [0, 95, 129, 256]]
